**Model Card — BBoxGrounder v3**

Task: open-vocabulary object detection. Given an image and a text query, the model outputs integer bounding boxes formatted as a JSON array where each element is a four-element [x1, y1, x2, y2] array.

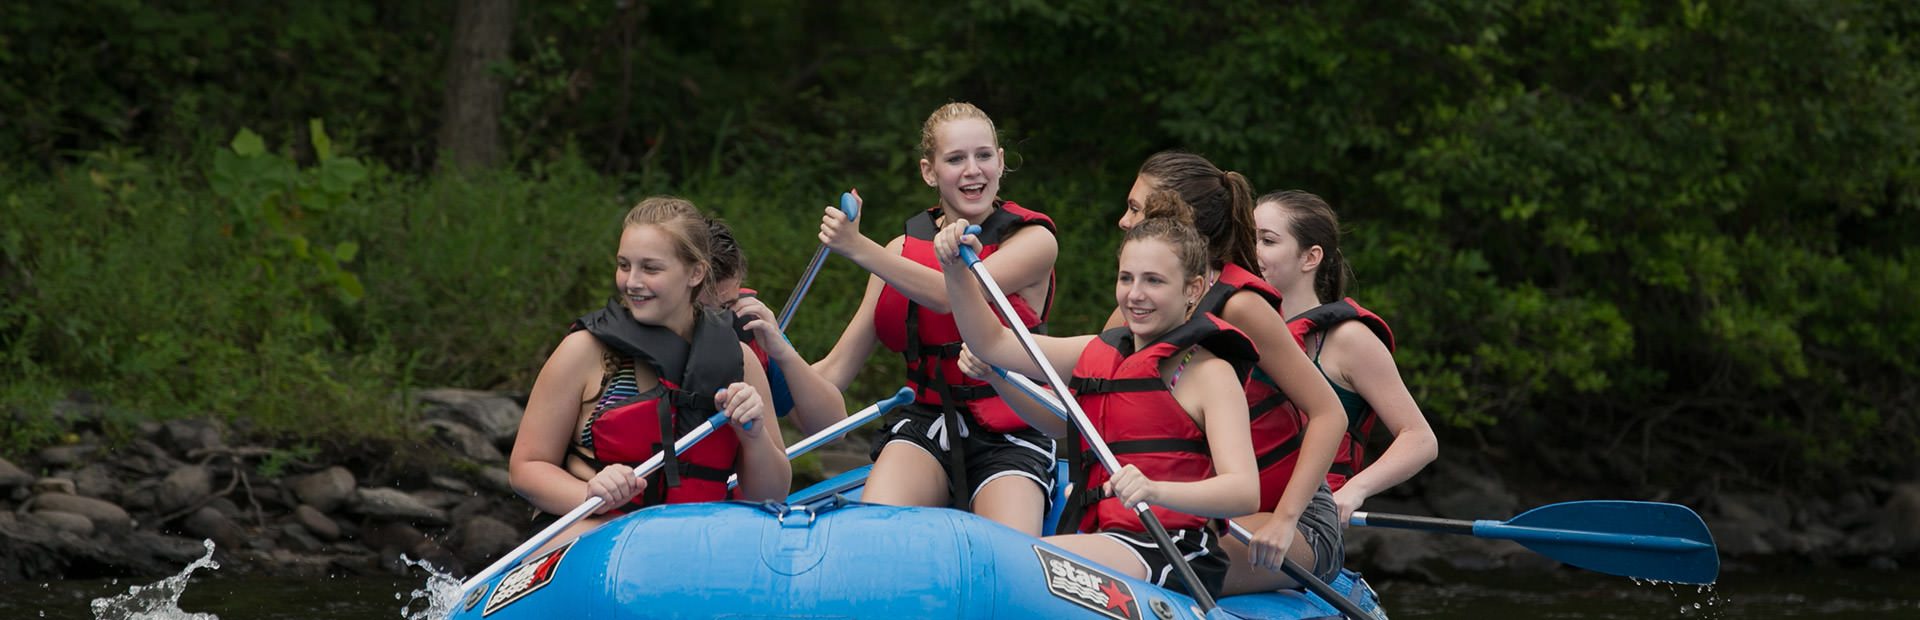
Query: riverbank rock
[[183, 507, 245, 550], [353, 487, 449, 524], [157, 465, 214, 513], [293, 504, 341, 541], [34, 493, 132, 534], [421, 419, 505, 463], [29, 510, 96, 536], [418, 388, 523, 445], [290, 466, 357, 512], [1870, 482, 1920, 557], [0, 458, 36, 489]]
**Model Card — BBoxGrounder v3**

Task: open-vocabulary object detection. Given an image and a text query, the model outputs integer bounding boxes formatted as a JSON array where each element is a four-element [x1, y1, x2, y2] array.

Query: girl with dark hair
[[1113, 153, 1349, 594], [699, 216, 849, 436], [1253, 191, 1437, 525]]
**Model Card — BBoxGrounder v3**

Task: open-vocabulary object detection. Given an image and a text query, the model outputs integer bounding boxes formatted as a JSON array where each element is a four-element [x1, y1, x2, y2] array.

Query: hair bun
[[1138, 189, 1197, 227]]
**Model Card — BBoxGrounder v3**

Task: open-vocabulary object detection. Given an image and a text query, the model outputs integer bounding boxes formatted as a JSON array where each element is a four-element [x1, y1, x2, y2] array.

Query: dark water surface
[[5, 567, 1914, 619]]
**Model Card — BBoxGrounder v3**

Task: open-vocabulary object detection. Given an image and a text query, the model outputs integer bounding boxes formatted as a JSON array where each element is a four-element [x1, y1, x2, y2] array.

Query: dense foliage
[[4, 0, 1916, 490]]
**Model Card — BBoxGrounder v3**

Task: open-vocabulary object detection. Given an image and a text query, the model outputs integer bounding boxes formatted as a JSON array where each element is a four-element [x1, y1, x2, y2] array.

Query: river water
[[5, 552, 1913, 620]]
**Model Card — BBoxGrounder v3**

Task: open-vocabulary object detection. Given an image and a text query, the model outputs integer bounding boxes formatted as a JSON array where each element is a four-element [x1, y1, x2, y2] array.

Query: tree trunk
[[438, 0, 513, 172]]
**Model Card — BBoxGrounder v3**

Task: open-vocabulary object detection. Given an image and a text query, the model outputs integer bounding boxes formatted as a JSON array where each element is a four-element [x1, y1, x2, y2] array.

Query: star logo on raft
[[1033, 545, 1143, 620]]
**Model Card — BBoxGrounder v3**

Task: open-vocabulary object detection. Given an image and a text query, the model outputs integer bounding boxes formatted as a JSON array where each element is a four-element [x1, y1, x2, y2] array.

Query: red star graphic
[[1099, 580, 1135, 617]]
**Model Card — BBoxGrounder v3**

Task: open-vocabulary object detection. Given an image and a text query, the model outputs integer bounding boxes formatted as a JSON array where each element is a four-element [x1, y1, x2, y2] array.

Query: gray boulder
[[294, 504, 341, 541], [159, 419, 227, 456], [353, 487, 449, 525], [33, 493, 132, 534], [183, 507, 245, 550], [70, 464, 124, 504], [290, 466, 357, 513], [158, 465, 215, 513], [420, 419, 505, 463], [418, 388, 523, 445], [453, 515, 520, 568], [0, 458, 33, 489], [28, 510, 95, 536]]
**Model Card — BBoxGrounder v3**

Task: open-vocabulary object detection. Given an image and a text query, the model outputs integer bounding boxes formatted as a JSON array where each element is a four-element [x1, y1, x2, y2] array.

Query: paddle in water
[[457, 409, 736, 601], [992, 366, 1382, 620], [777, 191, 860, 330], [1352, 500, 1719, 584]]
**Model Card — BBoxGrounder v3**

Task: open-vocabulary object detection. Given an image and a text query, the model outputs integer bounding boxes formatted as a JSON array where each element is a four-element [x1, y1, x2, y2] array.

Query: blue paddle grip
[[875, 386, 916, 414], [840, 192, 860, 221], [958, 224, 984, 265]]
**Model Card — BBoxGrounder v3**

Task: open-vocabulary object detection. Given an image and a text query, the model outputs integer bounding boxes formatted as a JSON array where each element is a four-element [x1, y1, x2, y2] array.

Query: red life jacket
[[1060, 313, 1258, 534], [1289, 298, 1395, 491], [872, 201, 1055, 432], [1194, 264, 1305, 511], [568, 301, 744, 510]]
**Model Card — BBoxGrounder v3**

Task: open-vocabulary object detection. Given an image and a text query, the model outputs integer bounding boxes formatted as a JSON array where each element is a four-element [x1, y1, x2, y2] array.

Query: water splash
[[88, 539, 220, 620], [397, 555, 465, 620]]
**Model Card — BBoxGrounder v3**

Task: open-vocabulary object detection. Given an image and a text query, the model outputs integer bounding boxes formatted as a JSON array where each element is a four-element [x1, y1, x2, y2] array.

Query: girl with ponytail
[[1252, 190, 1437, 528], [1113, 153, 1350, 594]]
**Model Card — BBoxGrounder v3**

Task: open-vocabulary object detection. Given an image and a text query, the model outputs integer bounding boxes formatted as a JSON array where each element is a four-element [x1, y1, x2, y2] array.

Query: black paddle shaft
[[1354, 512, 1476, 535], [957, 239, 1221, 612], [1138, 509, 1219, 610]]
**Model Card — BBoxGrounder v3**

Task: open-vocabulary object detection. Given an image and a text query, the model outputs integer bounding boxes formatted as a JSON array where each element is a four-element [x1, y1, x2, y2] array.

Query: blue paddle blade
[[1493, 500, 1719, 584]]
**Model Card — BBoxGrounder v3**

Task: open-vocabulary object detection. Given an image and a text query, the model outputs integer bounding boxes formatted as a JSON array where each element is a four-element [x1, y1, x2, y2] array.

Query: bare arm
[[934, 222, 1088, 380], [811, 272, 886, 391], [1106, 355, 1259, 518], [956, 344, 1070, 438], [1327, 321, 1438, 519], [730, 343, 793, 501], [824, 207, 1058, 314], [1225, 292, 1344, 522], [509, 331, 606, 515], [731, 295, 847, 436]]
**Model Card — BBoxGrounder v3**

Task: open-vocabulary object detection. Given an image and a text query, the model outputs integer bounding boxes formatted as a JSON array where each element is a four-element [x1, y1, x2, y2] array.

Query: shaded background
[[3, 0, 1917, 532]]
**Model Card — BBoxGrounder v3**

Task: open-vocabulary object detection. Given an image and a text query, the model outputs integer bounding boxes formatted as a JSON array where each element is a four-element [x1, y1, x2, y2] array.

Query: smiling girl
[[508, 197, 791, 553], [936, 205, 1258, 599], [810, 103, 1059, 535]]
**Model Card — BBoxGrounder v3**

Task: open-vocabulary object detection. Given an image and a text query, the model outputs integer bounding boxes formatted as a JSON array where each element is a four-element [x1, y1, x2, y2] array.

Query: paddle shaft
[[459, 411, 732, 598], [1352, 511, 1714, 552], [997, 370, 1377, 620], [775, 247, 830, 329], [777, 192, 860, 330], [728, 387, 915, 489], [956, 240, 1220, 612]]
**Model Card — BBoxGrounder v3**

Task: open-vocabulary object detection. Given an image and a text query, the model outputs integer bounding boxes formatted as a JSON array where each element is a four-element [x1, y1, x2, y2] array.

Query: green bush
[[3, 0, 1917, 487]]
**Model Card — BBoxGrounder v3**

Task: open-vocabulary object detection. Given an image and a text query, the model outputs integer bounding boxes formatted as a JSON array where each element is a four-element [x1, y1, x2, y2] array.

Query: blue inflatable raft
[[452, 465, 1385, 620]]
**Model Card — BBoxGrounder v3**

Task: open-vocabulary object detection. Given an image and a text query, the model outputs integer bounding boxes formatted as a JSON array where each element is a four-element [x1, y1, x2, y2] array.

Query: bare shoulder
[[1327, 320, 1391, 360]]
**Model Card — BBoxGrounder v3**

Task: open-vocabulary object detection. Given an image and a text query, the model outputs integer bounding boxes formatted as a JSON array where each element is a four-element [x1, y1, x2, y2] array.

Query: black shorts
[[1098, 525, 1229, 599], [1296, 483, 1345, 584], [869, 403, 1057, 506]]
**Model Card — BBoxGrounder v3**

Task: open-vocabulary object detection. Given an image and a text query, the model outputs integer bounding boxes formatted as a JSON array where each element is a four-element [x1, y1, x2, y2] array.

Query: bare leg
[[971, 474, 1047, 536], [1045, 533, 1151, 581], [1218, 512, 1324, 595], [860, 442, 951, 507]]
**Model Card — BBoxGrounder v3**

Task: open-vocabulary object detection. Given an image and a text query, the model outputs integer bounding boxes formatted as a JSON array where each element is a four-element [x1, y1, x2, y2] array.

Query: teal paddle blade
[[1485, 500, 1719, 584]]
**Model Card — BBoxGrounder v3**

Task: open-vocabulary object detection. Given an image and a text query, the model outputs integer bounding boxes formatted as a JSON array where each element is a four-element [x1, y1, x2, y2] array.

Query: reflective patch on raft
[[1035, 545, 1141, 620], [484, 541, 571, 616], [463, 586, 484, 612]]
